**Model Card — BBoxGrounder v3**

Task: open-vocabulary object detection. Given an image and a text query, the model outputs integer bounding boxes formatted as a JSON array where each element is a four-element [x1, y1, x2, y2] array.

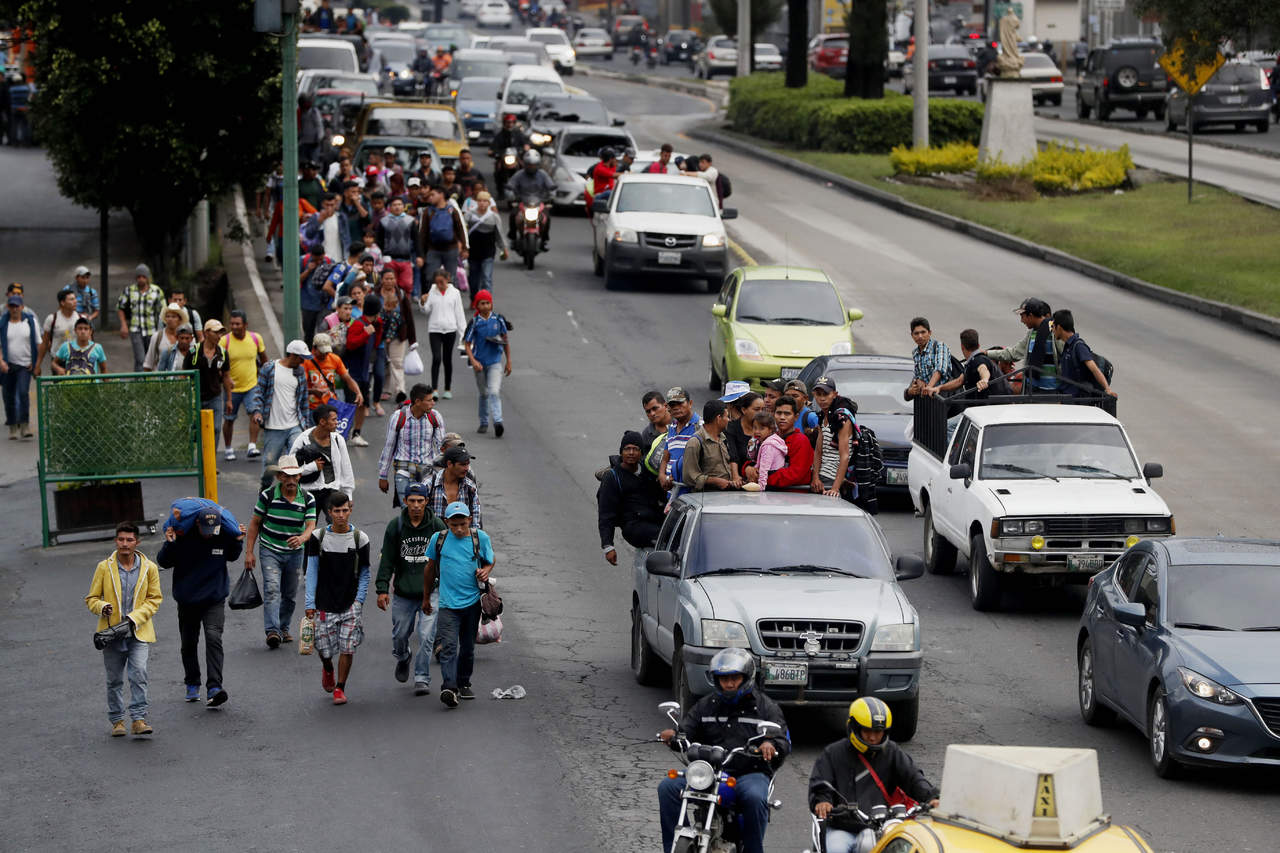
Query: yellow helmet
[[847, 697, 892, 753]]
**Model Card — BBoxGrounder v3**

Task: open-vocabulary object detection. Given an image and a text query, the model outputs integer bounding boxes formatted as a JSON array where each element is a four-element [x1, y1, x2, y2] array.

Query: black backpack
[[715, 172, 732, 200], [307, 260, 337, 292], [851, 424, 882, 516]]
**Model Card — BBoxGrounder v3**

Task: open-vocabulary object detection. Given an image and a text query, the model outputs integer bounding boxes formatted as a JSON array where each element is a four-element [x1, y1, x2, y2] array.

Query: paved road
[[3, 50, 1277, 853]]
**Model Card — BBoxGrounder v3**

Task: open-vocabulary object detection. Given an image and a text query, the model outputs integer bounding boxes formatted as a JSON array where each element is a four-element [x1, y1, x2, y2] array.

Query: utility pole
[[281, 5, 301, 343], [737, 0, 751, 78], [912, 0, 928, 148], [99, 205, 111, 331]]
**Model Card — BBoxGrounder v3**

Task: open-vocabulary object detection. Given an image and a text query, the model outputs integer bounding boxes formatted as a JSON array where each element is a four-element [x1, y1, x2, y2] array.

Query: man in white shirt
[[681, 153, 721, 206], [37, 286, 83, 371], [248, 340, 311, 489]]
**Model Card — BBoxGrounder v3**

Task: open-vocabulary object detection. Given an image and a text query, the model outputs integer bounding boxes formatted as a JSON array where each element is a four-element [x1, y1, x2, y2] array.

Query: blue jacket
[[156, 527, 244, 605], [1, 313, 39, 367], [249, 359, 309, 427]]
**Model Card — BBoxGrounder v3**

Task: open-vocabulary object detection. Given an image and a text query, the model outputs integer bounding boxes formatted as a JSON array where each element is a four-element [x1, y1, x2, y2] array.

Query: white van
[[298, 37, 360, 74], [496, 65, 566, 118]]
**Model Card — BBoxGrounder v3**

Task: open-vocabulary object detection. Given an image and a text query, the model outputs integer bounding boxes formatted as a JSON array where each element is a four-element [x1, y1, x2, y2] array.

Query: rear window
[[1108, 45, 1159, 63], [562, 132, 629, 157], [528, 31, 569, 46], [822, 38, 848, 50], [1212, 64, 1264, 85], [933, 46, 969, 58], [299, 44, 357, 73], [1023, 54, 1057, 69]]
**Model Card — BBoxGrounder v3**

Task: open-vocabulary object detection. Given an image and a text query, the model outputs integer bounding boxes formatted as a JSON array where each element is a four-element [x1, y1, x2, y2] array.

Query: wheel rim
[[970, 556, 981, 599], [1079, 646, 1094, 712], [923, 513, 935, 563], [1151, 696, 1168, 762]]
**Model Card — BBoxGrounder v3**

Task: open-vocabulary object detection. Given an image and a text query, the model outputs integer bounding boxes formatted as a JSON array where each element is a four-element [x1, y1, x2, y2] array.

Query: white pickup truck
[[907, 402, 1173, 610]]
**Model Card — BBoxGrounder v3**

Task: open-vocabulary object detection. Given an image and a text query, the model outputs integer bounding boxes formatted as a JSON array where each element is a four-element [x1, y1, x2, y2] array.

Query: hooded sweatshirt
[[376, 507, 447, 599]]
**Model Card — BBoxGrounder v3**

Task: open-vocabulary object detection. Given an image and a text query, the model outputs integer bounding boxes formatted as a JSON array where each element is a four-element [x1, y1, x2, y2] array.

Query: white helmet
[[522, 149, 542, 167]]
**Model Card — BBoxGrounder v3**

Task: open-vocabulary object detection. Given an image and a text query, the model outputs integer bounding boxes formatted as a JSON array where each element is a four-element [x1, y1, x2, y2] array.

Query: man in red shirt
[[765, 395, 814, 491], [585, 148, 619, 209]]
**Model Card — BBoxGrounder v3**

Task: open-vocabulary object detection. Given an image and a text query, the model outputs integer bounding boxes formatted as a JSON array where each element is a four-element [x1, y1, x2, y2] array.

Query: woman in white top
[[418, 267, 467, 398], [143, 303, 189, 371]]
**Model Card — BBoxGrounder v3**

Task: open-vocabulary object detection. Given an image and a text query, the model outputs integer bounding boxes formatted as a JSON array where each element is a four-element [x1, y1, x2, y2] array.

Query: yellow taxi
[[869, 746, 1154, 853], [354, 102, 467, 163]]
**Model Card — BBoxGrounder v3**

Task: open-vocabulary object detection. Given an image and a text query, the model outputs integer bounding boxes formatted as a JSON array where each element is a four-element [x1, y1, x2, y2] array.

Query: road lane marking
[[232, 188, 284, 353]]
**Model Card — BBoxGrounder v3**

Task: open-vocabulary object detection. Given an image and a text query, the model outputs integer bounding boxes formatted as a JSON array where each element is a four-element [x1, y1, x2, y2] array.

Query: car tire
[[1078, 637, 1117, 726], [968, 532, 1001, 611], [923, 505, 956, 575], [1152, 103, 1165, 121], [1135, 108, 1148, 120], [1235, 121, 1247, 132], [889, 697, 919, 742], [672, 640, 694, 714], [605, 53, 613, 62], [709, 355, 722, 391], [1076, 90, 1091, 119], [1257, 119, 1270, 134], [603, 258, 620, 290], [632, 602, 665, 685], [592, 241, 604, 276], [1050, 94, 1062, 107], [1148, 686, 1183, 779], [1097, 97, 1112, 121], [1166, 110, 1178, 132]]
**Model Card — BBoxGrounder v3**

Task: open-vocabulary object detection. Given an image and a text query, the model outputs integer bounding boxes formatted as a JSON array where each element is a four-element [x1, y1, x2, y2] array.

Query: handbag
[[858, 753, 918, 809], [480, 580, 503, 619], [228, 568, 264, 610], [93, 618, 134, 650]]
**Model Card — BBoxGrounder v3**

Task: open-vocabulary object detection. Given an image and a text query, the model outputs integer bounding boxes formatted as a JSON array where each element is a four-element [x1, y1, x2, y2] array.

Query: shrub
[[890, 142, 979, 175], [1030, 142, 1133, 192]]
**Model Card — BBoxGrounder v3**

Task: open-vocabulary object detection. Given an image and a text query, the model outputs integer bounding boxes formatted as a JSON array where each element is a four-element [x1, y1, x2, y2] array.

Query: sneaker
[[395, 658, 411, 683], [440, 688, 459, 708], [459, 685, 476, 700], [185, 685, 201, 702], [19, 423, 32, 438], [350, 432, 369, 447], [332, 687, 348, 705], [322, 668, 336, 693], [414, 682, 431, 696], [224, 447, 236, 461], [266, 631, 281, 649], [131, 719, 153, 736], [494, 422, 505, 438], [441, 390, 452, 400], [111, 720, 127, 737], [282, 632, 294, 643], [207, 687, 228, 708], [477, 424, 488, 434], [8, 425, 18, 440], [246, 443, 261, 458]]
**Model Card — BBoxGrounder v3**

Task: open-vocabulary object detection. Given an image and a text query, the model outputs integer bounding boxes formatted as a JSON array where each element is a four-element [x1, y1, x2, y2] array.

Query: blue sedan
[[1077, 538, 1280, 777]]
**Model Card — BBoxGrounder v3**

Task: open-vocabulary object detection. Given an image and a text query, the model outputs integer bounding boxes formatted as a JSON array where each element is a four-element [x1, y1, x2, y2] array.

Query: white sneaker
[[224, 447, 237, 461], [246, 443, 261, 458], [349, 433, 369, 447]]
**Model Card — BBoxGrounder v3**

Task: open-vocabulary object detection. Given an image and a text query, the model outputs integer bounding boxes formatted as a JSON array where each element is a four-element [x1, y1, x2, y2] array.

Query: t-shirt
[[225, 331, 265, 393], [304, 353, 348, 409], [55, 340, 106, 374], [1059, 334, 1098, 397], [252, 483, 317, 553], [43, 311, 80, 349], [305, 526, 371, 614], [963, 352, 1000, 399], [183, 345, 229, 401], [3, 316, 38, 367], [266, 363, 300, 430], [463, 313, 509, 367], [428, 529, 495, 610]]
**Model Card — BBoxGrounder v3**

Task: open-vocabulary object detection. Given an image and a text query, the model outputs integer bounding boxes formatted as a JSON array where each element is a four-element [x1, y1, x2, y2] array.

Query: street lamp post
[[912, 0, 928, 148], [281, 8, 301, 344], [737, 0, 751, 79]]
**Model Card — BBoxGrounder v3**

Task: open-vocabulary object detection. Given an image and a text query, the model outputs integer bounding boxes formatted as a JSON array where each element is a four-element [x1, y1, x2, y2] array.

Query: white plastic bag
[[403, 342, 424, 376], [476, 614, 503, 645]]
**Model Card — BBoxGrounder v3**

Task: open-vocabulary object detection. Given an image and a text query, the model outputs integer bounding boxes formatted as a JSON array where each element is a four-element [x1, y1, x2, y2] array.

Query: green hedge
[[728, 73, 984, 154]]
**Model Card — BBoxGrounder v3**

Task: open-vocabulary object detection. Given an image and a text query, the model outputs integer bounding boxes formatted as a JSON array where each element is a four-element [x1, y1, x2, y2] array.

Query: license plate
[[658, 251, 682, 265], [885, 467, 909, 485], [944, 76, 957, 84], [1067, 554, 1105, 572], [1221, 94, 1244, 104], [780, 367, 801, 380], [764, 660, 808, 685]]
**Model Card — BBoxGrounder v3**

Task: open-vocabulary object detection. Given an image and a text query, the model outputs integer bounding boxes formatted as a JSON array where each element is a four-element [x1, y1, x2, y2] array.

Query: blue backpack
[[428, 206, 455, 244]]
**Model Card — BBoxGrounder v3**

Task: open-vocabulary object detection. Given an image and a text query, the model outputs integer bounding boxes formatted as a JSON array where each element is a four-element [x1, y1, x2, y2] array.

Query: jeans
[[391, 590, 437, 685], [260, 547, 303, 636], [468, 255, 495, 292], [259, 425, 302, 489], [103, 637, 150, 723], [473, 361, 503, 426], [301, 310, 322, 346], [201, 395, 224, 439], [825, 828, 876, 853], [178, 600, 225, 689], [429, 331, 456, 391], [1, 364, 31, 425], [372, 344, 387, 404], [129, 331, 148, 371], [393, 462, 431, 504], [424, 248, 459, 285], [436, 600, 482, 691], [659, 771, 771, 853]]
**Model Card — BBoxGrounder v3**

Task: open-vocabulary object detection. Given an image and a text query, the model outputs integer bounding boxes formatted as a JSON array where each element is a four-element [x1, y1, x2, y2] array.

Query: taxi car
[[354, 102, 467, 163]]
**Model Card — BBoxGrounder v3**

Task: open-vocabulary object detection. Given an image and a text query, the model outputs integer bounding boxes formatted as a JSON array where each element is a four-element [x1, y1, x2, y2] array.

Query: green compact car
[[708, 266, 863, 391]]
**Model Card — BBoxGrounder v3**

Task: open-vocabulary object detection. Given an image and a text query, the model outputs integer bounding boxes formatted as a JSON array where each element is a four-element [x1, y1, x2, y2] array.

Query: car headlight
[[530, 132, 552, 146], [331, 134, 345, 147], [503, 155, 517, 167], [1178, 667, 1242, 705], [1124, 518, 1145, 533], [612, 227, 638, 243], [702, 233, 725, 248], [400, 69, 414, 79], [829, 341, 852, 356], [701, 619, 749, 648], [1023, 520, 1044, 534], [1146, 517, 1171, 533], [734, 339, 763, 361], [871, 622, 918, 652], [522, 206, 540, 222], [999, 519, 1023, 536], [685, 759, 716, 791], [569, 48, 577, 59], [463, 111, 473, 120]]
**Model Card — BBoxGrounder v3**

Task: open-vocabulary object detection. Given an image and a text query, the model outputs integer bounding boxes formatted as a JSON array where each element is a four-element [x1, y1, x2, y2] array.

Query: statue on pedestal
[[995, 8, 1024, 77]]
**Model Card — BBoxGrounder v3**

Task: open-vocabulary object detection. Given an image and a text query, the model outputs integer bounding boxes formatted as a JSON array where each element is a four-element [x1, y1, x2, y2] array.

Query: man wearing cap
[[291, 403, 355, 517], [245, 453, 318, 648], [379, 382, 446, 503], [422, 501, 495, 708], [116, 264, 166, 371], [412, 151, 438, 186], [157, 502, 245, 707], [1, 293, 41, 438], [248, 341, 312, 490], [70, 265, 100, 326], [681, 400, 740, 493], [157, 322, 195, 372], [784, 379, 821, 442], [53, 317, 107, 375], [377, 481, 447, 694], [175, 320, 231, 436], [760, 378, 785, 413], [463, 290, 511, 437], [423, 445, 484, 529], [987, 298, 1063, 393], [36, 285, 83, 371], [657, 387, 701, 499], [598, 431, 665, 565], [304, 492, 371, 705]]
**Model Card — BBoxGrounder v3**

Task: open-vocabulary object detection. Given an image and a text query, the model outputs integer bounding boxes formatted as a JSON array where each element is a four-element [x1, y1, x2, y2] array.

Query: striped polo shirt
[[253, 483, 317, 553]]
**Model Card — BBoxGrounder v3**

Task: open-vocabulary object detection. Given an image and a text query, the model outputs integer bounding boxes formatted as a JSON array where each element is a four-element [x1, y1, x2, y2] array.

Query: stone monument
[[979, 8, 1036, 166]]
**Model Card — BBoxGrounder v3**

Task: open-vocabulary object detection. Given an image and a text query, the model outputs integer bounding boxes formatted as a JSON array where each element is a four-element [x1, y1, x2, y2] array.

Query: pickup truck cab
[[908, 400, 1172, 611], [632, 492, 926, 736]]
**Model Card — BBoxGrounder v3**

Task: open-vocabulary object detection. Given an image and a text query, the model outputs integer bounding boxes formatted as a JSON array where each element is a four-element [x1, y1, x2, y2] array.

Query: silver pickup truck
[[630, 492, 926, 738]]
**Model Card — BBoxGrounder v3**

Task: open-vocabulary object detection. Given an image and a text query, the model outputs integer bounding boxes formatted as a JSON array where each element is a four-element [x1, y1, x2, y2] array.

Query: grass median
[[723, 130, 1280, 318]]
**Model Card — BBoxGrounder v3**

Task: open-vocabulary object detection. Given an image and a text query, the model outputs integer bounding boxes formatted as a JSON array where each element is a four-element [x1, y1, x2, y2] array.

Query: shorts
[[314, 602, 364, 657], [225, 388, 259, 422]]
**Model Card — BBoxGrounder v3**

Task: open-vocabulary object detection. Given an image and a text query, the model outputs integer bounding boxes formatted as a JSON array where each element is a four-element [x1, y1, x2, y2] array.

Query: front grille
[[757, 619, 864, 654], [882, 447, 910, 464], [1251, 698, 1280, 737], [1043, 517, 1130, 537], [643, 232, 698, 250]]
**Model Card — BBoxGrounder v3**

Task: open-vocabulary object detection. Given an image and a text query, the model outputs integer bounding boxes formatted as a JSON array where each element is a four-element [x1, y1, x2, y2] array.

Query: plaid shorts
[[314, 602, 364, 657]]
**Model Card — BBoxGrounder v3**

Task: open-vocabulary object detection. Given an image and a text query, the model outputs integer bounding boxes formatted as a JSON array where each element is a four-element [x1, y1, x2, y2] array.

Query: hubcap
[[1151, 697, 1167, 761], [1080, 647, 1094, 711], [924, 513, 935, 563], [970, 556, 980, 598]]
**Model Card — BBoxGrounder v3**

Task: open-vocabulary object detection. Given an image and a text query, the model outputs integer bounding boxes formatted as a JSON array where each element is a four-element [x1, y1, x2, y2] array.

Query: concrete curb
[[576, 64, 728, 108], [1033, 107, 1280, 162], [688, 123, 1280, 342]]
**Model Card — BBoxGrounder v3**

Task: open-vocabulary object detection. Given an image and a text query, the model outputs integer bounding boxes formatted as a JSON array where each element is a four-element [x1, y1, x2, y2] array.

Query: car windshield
[[1168, 564, 1280, 630], [825, 369, 915, 413], [979, 423, 1140, 479], [457, 78, 502, 101], [366, 110, 460, 140], [506, 79, 562, 105], [686, 513, 891, 579], [299, 44, 357, 72], [454, 58, 510, 79], [756, 44, 781, 56], [426, 26, 467, 45], [534, 100, 609, 124], [712, 38, 738, 49], [615, 182, 716, 216], [356, 145, 434, 172], [579, 29, 607, 39], [735, 280, 845, 326], [528, 32, 569, 46], [669, 31, 696, 41], [313, 75, 379, 96], [562, 132, 628, 156]]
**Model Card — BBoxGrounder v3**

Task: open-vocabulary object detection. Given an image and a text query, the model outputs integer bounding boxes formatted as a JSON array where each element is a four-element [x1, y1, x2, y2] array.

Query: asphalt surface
[[3, 33, 1278, 853]]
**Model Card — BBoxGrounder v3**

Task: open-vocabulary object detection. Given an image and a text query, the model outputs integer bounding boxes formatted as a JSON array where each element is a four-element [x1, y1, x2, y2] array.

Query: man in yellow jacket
[[85, 521, 164, 737]]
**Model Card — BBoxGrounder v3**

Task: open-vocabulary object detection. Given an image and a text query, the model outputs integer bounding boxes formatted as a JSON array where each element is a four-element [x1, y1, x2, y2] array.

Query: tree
[[11, 0, 281, 287], [708, 0, 786, 72], [843, 0, 886, 99], [785, 1, 808, 88], [1132, 0, 1279, 73]]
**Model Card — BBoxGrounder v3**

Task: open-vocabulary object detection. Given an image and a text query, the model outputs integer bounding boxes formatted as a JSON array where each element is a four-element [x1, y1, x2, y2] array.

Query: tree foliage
[[708, 0, 785, 69], [1132, 0, 1279, 72], [12, 0, 281, 285]]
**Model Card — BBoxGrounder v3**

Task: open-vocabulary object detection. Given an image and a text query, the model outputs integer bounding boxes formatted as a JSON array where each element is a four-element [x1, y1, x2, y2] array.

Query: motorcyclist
[[808, 698, 939, 853], [489, 114, 531, 197], [505, 150, 556, 250], [658, 648, 790, 853]]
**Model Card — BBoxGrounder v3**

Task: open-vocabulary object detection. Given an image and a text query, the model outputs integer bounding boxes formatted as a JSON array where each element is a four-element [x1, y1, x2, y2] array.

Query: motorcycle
[[804, 781, 927, 853], [657, 701, 784, 853], [631, 45, 643, 66], [647, 44, 658, 69], [493, 147, 520, 203], [516, 196, 547, 269]]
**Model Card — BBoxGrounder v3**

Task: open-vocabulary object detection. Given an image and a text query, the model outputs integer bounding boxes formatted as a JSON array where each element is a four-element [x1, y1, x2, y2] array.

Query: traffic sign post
[[1159, 42, 1225, 204]]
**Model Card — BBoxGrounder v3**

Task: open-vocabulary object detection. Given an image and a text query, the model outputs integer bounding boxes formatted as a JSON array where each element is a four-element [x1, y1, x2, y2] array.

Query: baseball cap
[[444, 500, 471, 519], [6, 294, 22, 306], [719, 380, 750, 403], [665, 386, 689, 404], [74, 265, 91, 276], [176, 323, 194, 335], [195, 510, 221, 536], [285, 339, 311, 357], [312, 332, 334, 354], [1016, 297, 1050, 316], [784, 379, 809, 396], [407, 176, 422, 187], [383, 146, 397, 155], [276, 454, 302, 475], [762, 378, 787, 393], [442, 445, 471, 464], [365, 165, 380, 177], [336, 296, 354, 307], [404, 482, 429, 499], [203, 318, 225, 333], [812, 375, 837, 393]]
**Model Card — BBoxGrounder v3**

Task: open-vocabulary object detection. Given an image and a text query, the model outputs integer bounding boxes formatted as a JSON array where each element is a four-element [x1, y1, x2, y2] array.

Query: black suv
[[1077, 39, 1167, 120]]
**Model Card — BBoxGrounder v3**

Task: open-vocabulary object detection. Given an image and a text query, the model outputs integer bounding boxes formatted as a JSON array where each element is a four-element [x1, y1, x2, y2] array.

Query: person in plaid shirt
[[116, 264, 166, 371], [905, 317, 952, 400], [377, 383, 446, 504], [422, 445, 483, 530]]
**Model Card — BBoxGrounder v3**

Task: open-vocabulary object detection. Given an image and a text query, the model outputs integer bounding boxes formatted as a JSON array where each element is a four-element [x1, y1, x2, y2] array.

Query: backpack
[[307, 260, 337, 292], [1091, 351, 1114, 387], [428, 206, 455, 244], [63, 343, 97, 375], [715, 172, 732, 200], [851, 424, 883, 515]]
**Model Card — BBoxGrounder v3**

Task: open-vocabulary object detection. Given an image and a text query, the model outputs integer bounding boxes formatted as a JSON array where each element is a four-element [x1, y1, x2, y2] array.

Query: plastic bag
[[491, 684, 526, 699], [476, 614, 503, 645], [403, 342, 424, 376], [228, 569, 263, 610], [454, 263, 469, 293], [298, 615, 315, 655]]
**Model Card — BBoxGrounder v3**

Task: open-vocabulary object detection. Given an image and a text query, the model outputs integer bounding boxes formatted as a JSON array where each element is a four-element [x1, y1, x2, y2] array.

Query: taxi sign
[[1159, 41, 1225, 95]]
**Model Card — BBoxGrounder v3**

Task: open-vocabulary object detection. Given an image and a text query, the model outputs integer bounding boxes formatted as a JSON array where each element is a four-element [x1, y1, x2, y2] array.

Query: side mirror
[[645, 550, 680, 577], [1114, 601, 1147, 629], [756, 721, 782, 736], [847, 308, 864, 322], [949, 462, 972, 480], [711, 303, 727, 318], [591, 198, 609, 214], [658, 700, 681, 715], [721, 208, 738, 220], [894, 554, 925, 581], [612, 117, 627, 126], [1142, 462, 1163, 481]]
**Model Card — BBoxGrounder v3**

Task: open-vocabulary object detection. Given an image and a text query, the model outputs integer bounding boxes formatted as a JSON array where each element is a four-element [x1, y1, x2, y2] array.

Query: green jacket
[[376, 508, 446, 600]]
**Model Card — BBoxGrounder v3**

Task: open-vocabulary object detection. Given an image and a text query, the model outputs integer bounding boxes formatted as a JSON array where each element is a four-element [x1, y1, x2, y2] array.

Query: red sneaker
[[332, 687, 347, 705], [322, 669, 335, 693]]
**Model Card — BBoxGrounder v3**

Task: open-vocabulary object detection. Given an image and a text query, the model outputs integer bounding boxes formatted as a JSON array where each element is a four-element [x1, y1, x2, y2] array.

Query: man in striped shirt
[[378, 383, 446, 504], [244, 454, 318, 648]]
